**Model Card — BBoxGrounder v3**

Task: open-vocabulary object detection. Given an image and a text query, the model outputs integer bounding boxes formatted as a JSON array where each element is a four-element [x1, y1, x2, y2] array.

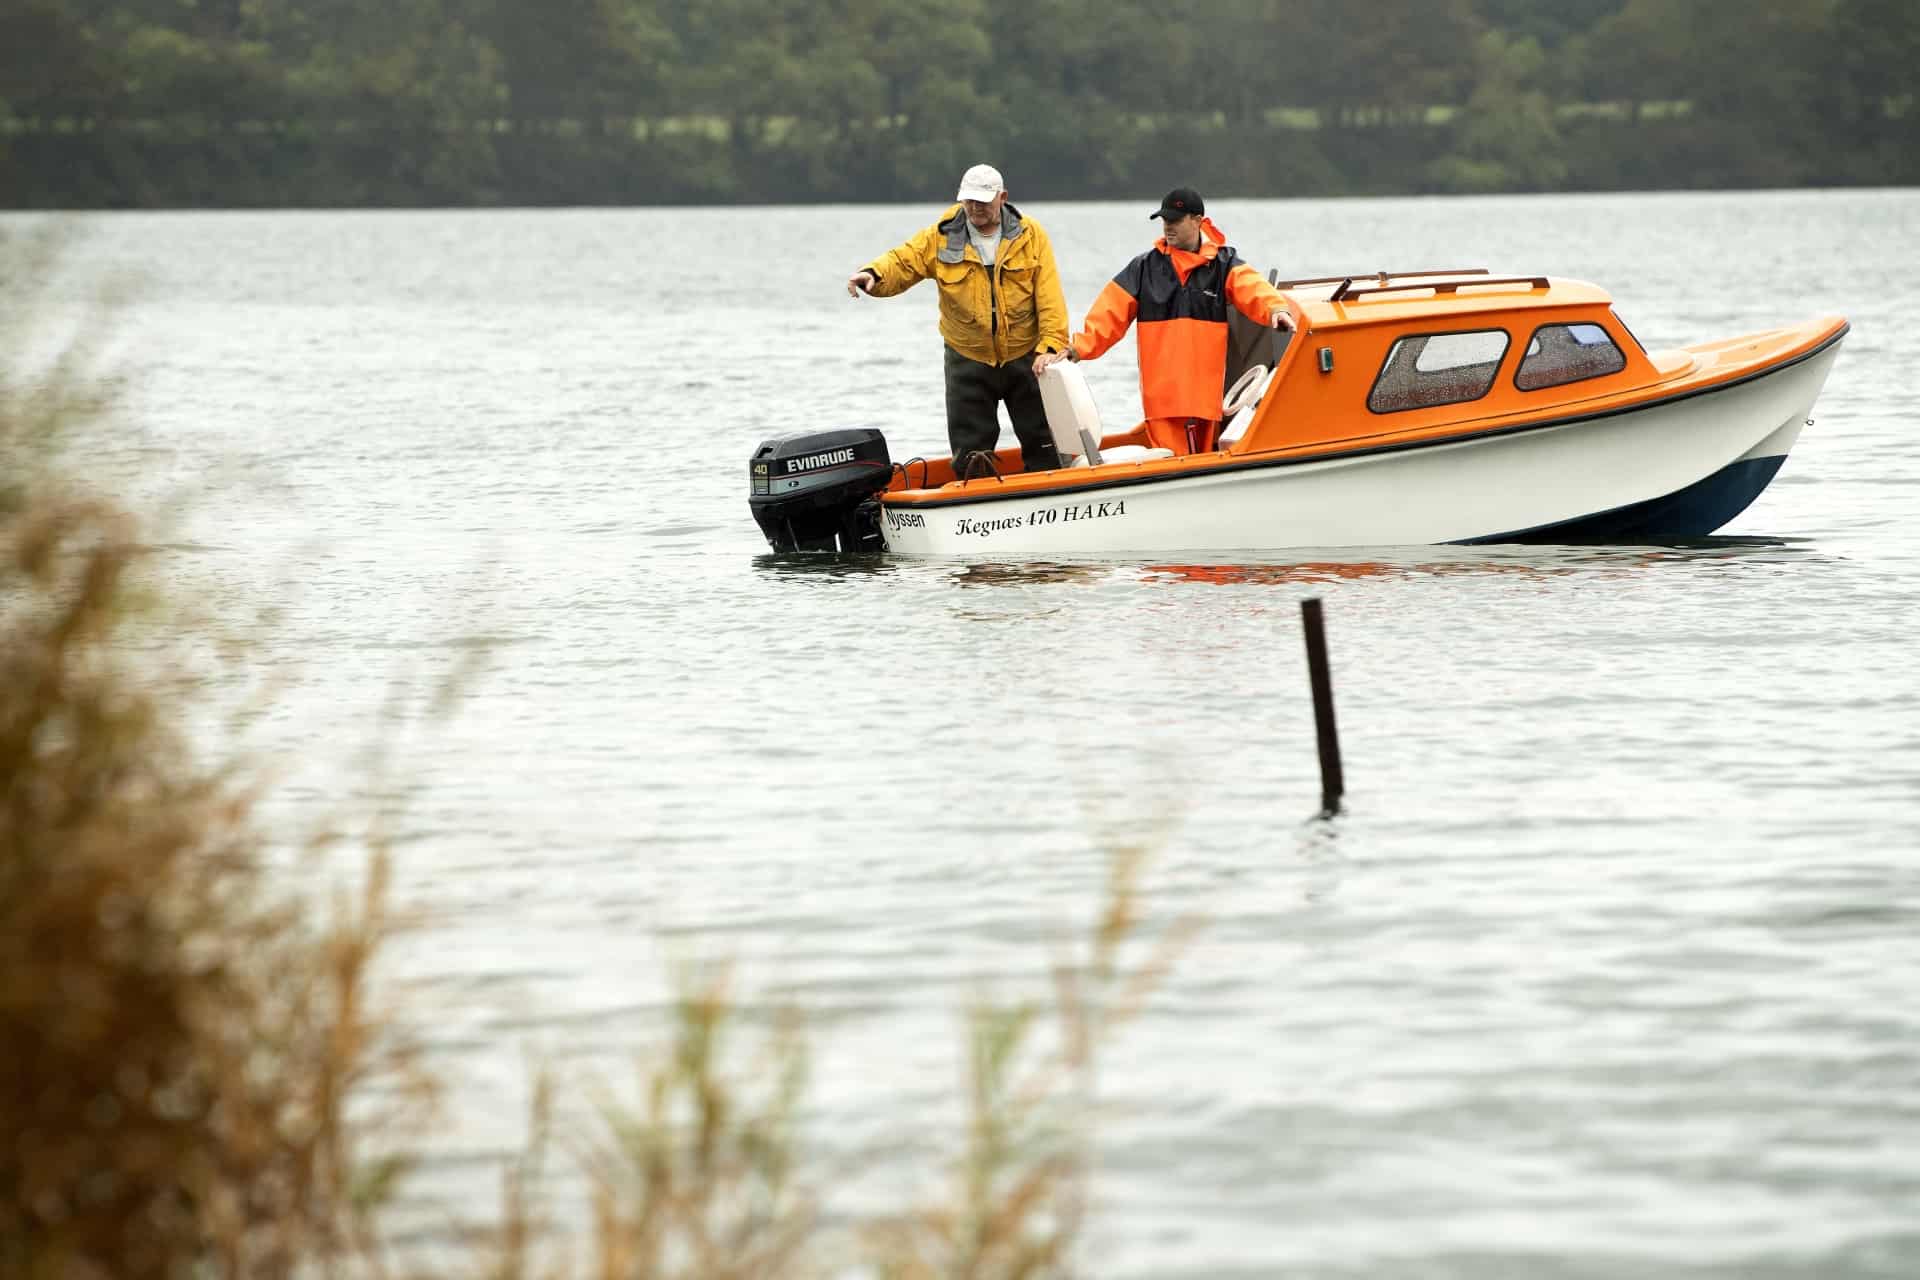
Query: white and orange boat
[[748, 269, 1847, 554]]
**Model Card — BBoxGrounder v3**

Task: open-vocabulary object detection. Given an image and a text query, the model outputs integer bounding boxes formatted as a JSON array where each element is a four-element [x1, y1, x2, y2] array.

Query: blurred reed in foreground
[[2, 223, 431, 1278], [471, 843, 1190, 1280], [0, 224, 1193, 1278]]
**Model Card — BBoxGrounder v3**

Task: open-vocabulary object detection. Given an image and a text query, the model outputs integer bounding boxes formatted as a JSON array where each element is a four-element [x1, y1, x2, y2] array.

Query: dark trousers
[[944, 345, 1062, 475]]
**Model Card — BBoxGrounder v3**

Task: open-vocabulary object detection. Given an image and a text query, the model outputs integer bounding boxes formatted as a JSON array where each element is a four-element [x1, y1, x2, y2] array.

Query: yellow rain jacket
[[863, 204, 1070, 367]]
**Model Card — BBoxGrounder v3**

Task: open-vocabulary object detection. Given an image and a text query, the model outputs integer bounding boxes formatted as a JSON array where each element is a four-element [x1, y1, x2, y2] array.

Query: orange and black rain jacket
[[863, 204, 1070, 367], [1071, 218, 1287, 421]]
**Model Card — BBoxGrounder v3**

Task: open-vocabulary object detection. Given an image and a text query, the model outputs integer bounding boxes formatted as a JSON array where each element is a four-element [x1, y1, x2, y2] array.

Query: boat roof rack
[[1270, 268, 1490, 290], [1330, 274, 1549, 303]]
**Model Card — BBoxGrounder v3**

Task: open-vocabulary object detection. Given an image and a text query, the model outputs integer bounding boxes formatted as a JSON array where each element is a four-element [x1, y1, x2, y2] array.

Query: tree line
[[2, 0, 1915, 207]]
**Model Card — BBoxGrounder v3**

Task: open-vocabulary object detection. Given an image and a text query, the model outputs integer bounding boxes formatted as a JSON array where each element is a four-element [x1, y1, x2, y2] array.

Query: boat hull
[[879, 339, 1839, 555], [1470, 422, 1798, 544]]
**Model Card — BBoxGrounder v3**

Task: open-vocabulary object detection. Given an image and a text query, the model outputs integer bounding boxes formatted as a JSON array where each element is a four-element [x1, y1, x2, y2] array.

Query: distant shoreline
[[8, 185, 1919, 216], [6, 112, 1915, 211]]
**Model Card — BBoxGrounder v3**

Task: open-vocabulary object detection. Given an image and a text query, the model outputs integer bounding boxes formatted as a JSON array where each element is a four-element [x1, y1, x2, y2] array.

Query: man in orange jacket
[[1035, 187, 1293, 455]]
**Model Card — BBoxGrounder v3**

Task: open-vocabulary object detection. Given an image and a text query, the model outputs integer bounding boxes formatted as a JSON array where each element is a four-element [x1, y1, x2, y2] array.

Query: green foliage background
[[3, 0, 1916, 206]]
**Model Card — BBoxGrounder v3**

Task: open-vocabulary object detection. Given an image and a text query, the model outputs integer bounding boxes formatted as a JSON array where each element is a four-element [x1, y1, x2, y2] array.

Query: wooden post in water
[[1300, 597, 1344, 816]]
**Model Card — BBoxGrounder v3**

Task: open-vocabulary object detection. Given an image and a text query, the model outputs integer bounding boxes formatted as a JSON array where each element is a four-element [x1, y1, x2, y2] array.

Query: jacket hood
[[936, 203, 1028, 265], [938, 202, 1026, 237], [1154, 215, 1227, 257]]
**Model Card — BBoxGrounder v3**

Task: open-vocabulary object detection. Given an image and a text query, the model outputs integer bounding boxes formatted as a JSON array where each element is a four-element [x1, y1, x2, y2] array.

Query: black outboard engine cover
[[748, 427, 892, 552]]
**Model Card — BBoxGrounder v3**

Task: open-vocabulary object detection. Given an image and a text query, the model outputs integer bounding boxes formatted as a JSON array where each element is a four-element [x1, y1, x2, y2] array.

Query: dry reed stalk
[[467, 964, 819, 1280], [861, 841, 1201, 1280], [466, 836, 1194, 1280], [462, 838, 1195, 1280]]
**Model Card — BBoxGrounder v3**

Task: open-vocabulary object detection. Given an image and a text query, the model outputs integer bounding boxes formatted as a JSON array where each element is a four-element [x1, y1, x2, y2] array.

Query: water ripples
[[24, 191, 1920, 1277]]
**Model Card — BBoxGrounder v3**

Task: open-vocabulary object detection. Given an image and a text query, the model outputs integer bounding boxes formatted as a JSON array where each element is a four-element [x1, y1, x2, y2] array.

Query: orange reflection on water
[[1141, 558, 1575, 586]]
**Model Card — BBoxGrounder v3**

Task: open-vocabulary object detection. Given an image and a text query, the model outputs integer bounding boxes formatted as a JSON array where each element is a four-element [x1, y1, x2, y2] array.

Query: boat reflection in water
[[950, 561, 1113, 588], [755, 536, 1818, 590], [1141, 536, 1814, 587], [751, 551, 897, 581]]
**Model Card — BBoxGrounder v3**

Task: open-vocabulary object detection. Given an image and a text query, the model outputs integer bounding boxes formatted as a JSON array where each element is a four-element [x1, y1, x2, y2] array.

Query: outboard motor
[[748, 427, 892, 552]]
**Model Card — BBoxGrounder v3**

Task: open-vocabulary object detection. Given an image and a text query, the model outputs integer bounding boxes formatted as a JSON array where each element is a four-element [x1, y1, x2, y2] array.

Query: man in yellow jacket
[[848, 164, 1072, 476]]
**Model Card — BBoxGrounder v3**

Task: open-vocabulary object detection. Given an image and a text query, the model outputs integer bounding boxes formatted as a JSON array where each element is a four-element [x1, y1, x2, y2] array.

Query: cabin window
[[1367, 329, 1511, 414], [1515, 322, 1627, 391]]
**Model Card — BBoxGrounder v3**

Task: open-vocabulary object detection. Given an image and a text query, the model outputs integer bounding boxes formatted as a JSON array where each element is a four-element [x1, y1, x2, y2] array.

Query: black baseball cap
[[1150, 187, 1204, 221]]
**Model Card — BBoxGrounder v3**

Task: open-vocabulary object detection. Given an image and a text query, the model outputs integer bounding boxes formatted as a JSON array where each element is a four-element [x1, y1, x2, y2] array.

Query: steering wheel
[[1223, 363, 1269, 418]]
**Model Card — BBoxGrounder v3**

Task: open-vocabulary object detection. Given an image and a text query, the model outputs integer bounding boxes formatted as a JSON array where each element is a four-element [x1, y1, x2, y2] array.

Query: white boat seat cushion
[[1040, 364, 1180, 467], [1069, 445, 1175, 467], [1037, 363, 1105, 465]]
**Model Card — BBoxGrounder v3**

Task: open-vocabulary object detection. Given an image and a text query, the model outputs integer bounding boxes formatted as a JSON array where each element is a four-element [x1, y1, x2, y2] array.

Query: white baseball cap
[[956, 163, 1005, 202]]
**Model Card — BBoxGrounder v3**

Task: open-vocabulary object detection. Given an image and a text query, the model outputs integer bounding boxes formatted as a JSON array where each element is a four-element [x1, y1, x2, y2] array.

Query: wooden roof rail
[[1330, 275, 1550, 303]]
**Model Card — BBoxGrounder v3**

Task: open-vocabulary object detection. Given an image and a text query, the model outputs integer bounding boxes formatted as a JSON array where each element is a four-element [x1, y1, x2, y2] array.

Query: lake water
[[17, 189, 1920, 1276]]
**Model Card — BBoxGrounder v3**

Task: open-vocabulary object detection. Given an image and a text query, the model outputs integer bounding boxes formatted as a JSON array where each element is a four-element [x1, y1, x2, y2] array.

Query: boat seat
[[1037, 362, 1108, 466]]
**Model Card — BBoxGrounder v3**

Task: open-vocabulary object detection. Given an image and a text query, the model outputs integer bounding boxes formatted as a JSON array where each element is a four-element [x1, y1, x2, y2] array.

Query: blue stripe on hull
[[1461, 454, 1789, 544]]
